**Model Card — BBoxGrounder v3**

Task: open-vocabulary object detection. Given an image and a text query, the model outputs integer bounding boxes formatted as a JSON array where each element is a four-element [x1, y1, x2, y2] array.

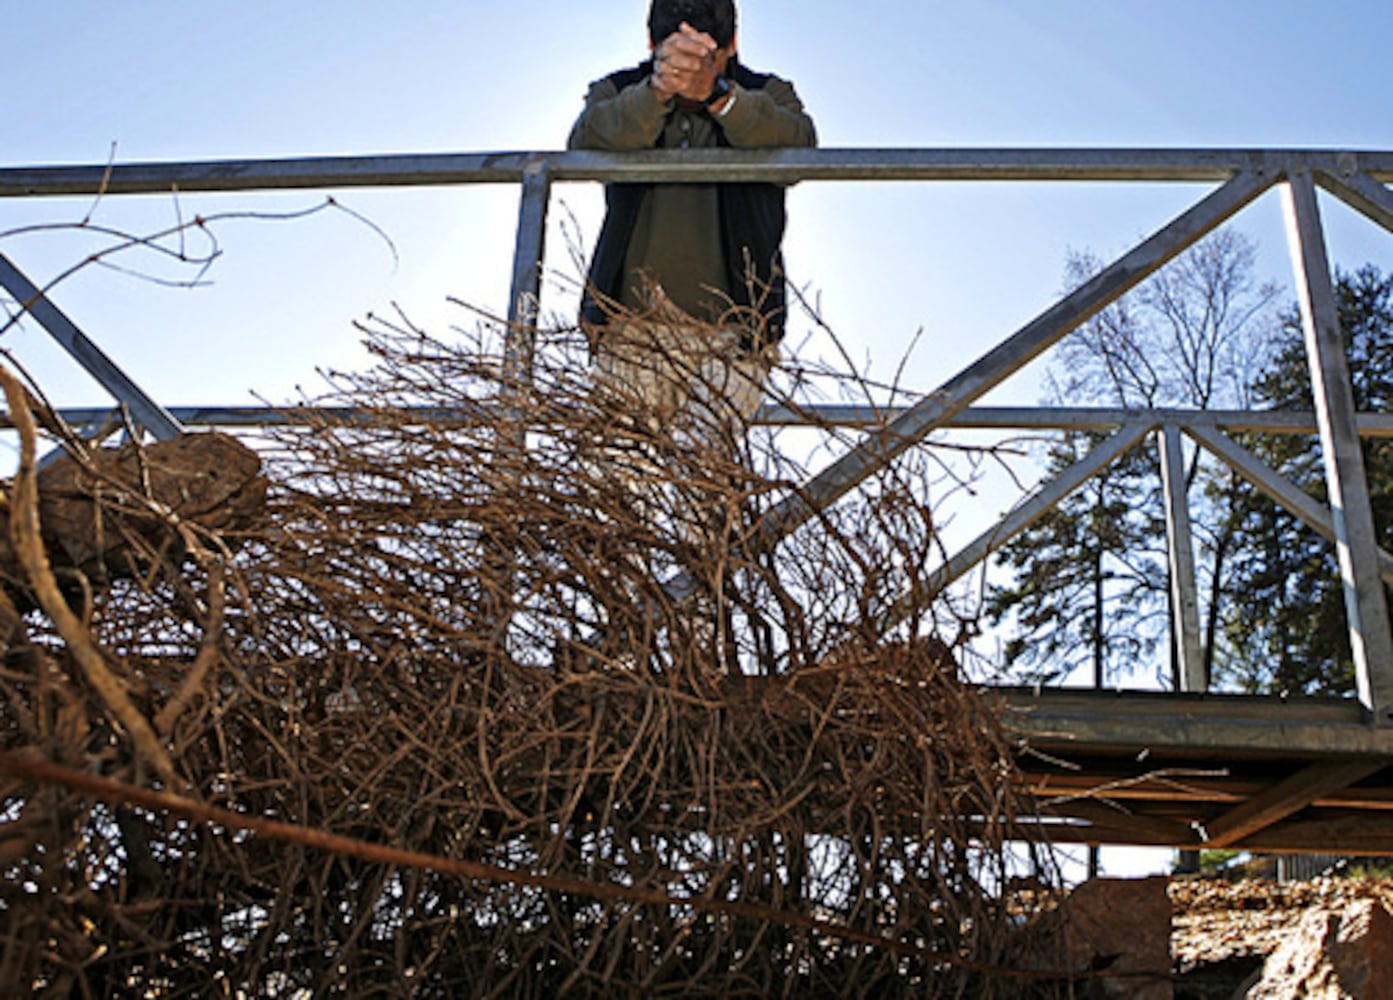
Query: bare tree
[[992, 227, 1282, 689]]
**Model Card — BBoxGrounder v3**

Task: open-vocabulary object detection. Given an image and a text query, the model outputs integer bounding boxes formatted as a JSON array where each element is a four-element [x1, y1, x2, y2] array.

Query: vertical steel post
[[504, 163, 552, 391], [1283, 171, 1393, 724], [1159, 425, 1206, 692], [488, 163, 551, 649], [0, 253, 184, 441]]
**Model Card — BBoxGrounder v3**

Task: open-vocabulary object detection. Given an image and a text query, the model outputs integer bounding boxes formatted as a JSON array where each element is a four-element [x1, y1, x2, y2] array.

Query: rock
[[1246, 897, 1393, 998], [0, 432, 267, 588], [1042, 876, 1174, 998], [35, 431, 266, 572]]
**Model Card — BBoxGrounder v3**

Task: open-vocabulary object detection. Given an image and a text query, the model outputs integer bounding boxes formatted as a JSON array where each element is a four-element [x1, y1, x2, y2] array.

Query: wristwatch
[[703, 75, 732, 107]]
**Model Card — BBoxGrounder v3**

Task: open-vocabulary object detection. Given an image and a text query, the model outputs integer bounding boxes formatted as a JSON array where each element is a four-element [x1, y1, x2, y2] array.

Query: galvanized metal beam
[[1284, 172, 1393, 725], [0, 152, 549, 196], [756, 169, 1276, 548], [489, 165, 553, 645], [1001, 687, 1393, 756], [3, 148, 1391, 196], [1185, 424, 1393, 585], [32, 401, 1393, 439], [1316, 169, 1393, 233], [762, 403, 1393, 435], [922, 423, 1153, 599], [1159, 426, 1206, 693], [503, 165, 551, 388], [0, 253, 183, 441]]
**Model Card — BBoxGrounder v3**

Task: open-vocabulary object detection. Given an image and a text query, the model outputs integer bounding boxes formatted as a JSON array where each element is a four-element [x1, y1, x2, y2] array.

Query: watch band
[[715, 84, 737, 118], [703, 75, 732, 107]]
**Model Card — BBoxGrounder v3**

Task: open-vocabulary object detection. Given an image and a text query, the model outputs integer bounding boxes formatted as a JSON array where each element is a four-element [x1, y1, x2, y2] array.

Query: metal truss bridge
[[4, 146, 1393, 857]]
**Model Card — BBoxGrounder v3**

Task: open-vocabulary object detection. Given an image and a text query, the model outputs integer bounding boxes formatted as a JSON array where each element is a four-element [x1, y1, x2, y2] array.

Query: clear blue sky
[[5, 0, 1390, 414], [5, 0, 1389, 879]]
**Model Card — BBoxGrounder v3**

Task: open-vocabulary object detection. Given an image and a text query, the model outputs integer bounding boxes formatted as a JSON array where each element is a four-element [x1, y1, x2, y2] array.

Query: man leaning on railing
[[567, 0, 816, 455], [566, 0, 816, 662]]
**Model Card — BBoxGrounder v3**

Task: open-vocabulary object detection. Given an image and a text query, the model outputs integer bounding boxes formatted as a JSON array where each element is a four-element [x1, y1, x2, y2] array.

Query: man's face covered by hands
[[648, 21, 736, 104]]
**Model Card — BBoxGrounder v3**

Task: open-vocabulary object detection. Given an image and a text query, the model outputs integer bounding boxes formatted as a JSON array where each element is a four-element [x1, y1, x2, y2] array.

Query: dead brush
[[0, 306, 1067, 997]]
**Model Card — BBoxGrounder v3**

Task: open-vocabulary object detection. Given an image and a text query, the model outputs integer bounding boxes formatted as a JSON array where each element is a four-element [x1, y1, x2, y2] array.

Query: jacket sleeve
[[567, 77, 671, 151], [717, 76, 817, 149]]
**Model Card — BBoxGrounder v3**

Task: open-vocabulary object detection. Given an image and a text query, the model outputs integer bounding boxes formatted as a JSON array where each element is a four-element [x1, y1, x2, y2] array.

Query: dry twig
[[0, 308, 1067, 997]]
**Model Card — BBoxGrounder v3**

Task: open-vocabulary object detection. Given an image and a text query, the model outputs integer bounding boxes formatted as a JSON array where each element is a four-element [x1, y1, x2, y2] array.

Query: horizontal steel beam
[[766, 404, 1393, 435], [3, 148, 1392, 196], [19, 402, 1393, 438], [1000, 687, 1393, 756]]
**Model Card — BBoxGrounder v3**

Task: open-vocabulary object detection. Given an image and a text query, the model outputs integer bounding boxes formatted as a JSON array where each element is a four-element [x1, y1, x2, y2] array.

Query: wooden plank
[[1030, 800, 1198, 848], [1005, 808, 1393, 854], [1200, 759, 1387, 848], [1022, 771, 1393, 810], [1240, 809, 1393, 855], [1027, 771, 1243, 806], [1032, 776, 1224, 801], [1004, 820, 1187, 849]]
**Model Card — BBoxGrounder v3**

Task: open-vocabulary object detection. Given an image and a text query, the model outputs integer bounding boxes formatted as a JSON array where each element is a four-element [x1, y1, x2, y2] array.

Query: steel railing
[[3, 147, 1392, 722]]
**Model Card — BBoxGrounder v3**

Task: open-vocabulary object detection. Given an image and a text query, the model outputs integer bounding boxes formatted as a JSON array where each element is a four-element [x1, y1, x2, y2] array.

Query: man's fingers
[[654, 23, 720, 97], [677, 21, 718, 51], [665, 39, 712, 63], [663, 25, 715, 60], [661, 50, 706, 73]]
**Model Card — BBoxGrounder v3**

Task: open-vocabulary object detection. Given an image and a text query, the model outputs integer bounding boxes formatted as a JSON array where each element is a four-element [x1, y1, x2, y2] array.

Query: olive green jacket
[[568, 58, 816, 344]]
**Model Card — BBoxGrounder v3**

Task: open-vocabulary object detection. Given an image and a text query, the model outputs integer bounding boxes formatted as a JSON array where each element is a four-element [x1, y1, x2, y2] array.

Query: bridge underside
[[1001, 687, 1393, 856]]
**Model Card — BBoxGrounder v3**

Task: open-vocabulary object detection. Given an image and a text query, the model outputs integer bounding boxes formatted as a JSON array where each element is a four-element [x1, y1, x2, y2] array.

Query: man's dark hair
[[648, 0, 736, 48]]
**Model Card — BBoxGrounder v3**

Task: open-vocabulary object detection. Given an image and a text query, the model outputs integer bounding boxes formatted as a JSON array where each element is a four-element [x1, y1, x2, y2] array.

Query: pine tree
[[987, 228, 1280, 687], [988, 435, 1164, 685], [1216, 265, 1393, 694]]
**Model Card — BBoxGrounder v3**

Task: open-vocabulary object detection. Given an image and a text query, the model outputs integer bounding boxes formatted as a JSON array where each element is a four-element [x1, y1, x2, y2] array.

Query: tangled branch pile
[[0, 313, 1061, 996]]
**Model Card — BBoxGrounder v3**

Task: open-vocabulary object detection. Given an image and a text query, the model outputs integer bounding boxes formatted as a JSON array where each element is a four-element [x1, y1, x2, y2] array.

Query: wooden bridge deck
[[1000, 687, 1393, 855]]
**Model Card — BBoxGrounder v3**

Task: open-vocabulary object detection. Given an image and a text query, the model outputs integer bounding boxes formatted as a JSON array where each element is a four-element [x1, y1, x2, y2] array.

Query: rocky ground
[[1170, 877, 1393, 998]]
